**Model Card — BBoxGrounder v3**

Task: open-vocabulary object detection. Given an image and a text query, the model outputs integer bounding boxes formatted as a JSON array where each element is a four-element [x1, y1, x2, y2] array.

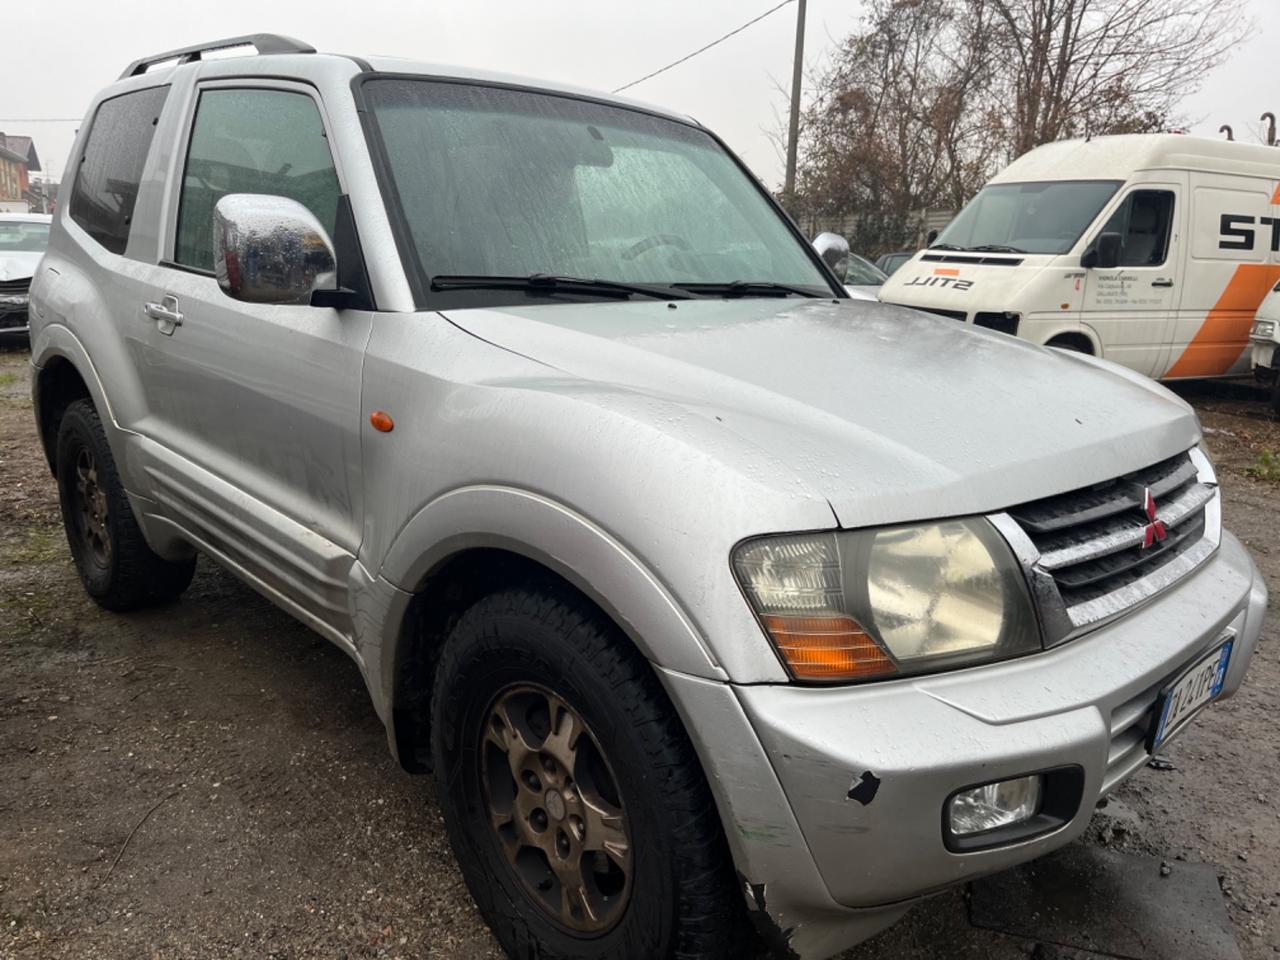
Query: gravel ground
[[1, 345, 1277, 960]]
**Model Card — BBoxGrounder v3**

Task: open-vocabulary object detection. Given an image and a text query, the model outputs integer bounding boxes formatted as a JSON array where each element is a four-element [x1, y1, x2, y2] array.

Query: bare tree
[[795, 0, 993, 253], [977, 0, 1249, 155], [793, 0, 1249, 254]]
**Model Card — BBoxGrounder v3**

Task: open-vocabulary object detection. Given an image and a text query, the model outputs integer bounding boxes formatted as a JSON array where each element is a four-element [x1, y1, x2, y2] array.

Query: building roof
[[0, 134, 41, 172]]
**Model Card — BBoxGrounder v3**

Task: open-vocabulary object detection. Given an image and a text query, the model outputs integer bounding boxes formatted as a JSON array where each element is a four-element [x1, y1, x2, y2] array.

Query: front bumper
[[660, 530, 1264, 959], [1250, 335, 1280, 378]]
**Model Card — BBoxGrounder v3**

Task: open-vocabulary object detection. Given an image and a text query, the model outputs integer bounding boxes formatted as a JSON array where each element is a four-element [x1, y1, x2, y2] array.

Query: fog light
[[948, 775, 1042, 836]]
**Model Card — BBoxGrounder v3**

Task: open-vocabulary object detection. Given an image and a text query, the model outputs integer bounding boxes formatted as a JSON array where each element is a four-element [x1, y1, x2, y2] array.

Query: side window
[[70, 85, 170, 255], [1100, 190, 1175, 267], [175, 88, 341, 271]]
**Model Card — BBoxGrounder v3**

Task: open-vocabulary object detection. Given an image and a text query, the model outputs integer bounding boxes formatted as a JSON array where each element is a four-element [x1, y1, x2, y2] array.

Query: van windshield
[[934, 180, 1121, 256], [360, 78, 834, 306]]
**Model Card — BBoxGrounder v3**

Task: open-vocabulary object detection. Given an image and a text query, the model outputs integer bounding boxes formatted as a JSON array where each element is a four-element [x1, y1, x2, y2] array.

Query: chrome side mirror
[[213, 194, 337, 305], [813, 232, 851, 281]]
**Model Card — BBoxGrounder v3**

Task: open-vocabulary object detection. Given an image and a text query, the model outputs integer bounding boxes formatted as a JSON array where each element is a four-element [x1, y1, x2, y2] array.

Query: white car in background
[[1249, 281, 1280, 412], [0, 213, 52, 341]]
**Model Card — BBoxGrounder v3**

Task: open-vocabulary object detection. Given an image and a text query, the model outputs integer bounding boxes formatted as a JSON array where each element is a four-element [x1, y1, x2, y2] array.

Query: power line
[[612, 0, 796, 94]]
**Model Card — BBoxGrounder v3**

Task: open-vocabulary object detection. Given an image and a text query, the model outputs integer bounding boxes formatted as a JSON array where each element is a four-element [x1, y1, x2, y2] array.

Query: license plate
[[1150, 640, 1232, 751]]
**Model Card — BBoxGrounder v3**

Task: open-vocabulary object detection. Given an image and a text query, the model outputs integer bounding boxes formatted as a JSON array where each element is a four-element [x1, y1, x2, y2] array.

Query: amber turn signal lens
[[370, 410, 394, 433], [761, 615, 897, 681]]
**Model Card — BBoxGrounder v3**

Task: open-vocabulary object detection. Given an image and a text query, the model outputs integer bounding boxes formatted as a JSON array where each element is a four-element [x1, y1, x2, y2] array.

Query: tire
[[431, 585, 750, 960], [55, 399, 196, 610], [1270, 376, 1280, 418]]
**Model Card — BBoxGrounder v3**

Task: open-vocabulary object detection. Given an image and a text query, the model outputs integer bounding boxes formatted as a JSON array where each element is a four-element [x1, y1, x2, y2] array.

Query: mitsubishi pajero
[[30, 35, 1266, 960]]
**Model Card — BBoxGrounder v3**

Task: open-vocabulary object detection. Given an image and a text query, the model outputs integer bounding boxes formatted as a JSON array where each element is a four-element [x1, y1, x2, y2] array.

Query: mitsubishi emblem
[[1140, 489, 1167, 549]]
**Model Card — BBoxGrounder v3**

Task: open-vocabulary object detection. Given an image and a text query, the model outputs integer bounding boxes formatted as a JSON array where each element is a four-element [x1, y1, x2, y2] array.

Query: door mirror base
[[1083, 231, 1122, 270]]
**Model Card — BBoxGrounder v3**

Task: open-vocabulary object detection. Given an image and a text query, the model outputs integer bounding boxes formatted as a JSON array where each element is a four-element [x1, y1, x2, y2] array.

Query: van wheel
[[431, 585, 749, 960], [55, 399, 196, 610]]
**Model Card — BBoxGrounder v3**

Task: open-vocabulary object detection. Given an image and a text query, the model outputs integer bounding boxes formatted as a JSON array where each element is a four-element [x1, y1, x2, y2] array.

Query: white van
[[879, 134, 1280, 379]]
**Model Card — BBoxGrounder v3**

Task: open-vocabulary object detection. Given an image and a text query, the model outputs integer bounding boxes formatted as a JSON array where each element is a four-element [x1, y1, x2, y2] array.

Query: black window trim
[[69, 82, 172, 257], [349, 71, 846, 311], [165, 76, 350, 272]]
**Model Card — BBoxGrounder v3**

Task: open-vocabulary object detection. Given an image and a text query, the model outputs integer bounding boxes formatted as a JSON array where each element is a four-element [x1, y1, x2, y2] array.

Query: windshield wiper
[[969, 244, 1027, 254], [928, 242, 965, 251], [430, 273, 693, 300], [672, 280, 824, 299]]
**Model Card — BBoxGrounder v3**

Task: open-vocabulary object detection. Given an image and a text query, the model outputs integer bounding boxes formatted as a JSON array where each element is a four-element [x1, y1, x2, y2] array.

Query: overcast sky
[[3, 0, 1277, 186]]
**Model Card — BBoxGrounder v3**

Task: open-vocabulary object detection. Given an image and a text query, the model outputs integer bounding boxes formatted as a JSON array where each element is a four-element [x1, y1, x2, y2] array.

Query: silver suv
[[30, 35, 1266, 960]]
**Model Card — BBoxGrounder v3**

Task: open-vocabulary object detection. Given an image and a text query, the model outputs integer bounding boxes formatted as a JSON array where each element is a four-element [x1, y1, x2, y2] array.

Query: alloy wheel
[[74, 446, 111, 568], [480, 684, 632, 934]]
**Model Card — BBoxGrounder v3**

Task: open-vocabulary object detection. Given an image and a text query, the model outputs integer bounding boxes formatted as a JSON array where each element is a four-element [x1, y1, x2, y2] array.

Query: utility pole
[[783, 0, 807, 199]]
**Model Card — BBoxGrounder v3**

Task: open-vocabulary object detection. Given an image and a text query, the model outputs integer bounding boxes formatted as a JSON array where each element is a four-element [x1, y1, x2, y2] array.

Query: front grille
[[920, 253, 1025, 267], [1005, 451, 1217, 638], [879, 302, 969, 323], [0, 276, 30, 331], [0, 308, 28, 331]]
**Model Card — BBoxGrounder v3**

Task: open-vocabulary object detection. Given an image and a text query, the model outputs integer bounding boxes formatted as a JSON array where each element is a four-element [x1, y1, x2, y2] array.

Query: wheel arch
[[31, 331, 111, 475], [372, 486, 735, 772], [1044, 329, 1099, 355]]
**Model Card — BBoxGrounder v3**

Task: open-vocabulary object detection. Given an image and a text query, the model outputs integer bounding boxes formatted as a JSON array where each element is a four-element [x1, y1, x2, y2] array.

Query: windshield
[[361, 79, 834, 306], [844, 252, 887, 285], [935, 180, 1121, 255], [0, 221, 50, 253]]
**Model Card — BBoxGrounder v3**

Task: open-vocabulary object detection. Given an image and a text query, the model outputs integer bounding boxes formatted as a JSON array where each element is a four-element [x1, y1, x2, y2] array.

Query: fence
[[795, 207, 956, 256]]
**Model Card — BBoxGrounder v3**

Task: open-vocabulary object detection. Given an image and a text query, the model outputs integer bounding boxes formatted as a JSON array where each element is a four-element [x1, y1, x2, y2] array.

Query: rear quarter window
[[70, 85, 170, 255]]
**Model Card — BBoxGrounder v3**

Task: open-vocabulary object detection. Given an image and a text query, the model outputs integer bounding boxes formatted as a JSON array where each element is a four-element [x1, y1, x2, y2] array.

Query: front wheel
[[55, 399, 196, 610], [431, 585, 749, 960]]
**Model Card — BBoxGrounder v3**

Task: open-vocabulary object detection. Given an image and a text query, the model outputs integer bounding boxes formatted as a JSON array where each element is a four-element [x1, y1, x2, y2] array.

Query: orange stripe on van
[[933, 267, 960, 277], [1163, 264, 1280, 378], [1271, 182, 1280, 204]]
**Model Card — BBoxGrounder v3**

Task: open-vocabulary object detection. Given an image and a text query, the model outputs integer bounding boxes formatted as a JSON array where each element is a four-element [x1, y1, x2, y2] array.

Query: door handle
[[144, 295, 183, 336], [1151, 279, 1174, 288]]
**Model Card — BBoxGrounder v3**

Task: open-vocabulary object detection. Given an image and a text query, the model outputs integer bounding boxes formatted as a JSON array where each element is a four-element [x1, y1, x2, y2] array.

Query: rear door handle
[[144, 295, 183, 335], [1151, 279, 1174, 288]]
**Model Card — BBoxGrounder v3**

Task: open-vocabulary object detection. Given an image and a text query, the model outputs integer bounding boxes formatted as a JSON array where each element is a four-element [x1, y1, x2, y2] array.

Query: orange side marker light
[[370, 410, 395, 433]]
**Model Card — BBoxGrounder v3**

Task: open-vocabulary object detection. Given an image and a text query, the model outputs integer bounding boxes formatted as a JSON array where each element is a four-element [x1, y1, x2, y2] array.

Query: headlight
[[733, 519, 1040, 683], [1253, 320, 1276, 339]]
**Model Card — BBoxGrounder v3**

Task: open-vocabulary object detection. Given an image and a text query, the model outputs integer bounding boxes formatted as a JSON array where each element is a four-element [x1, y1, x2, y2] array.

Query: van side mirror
[[1082, 231, 1122, 270], [926, 228, 938, 246], [813, 232, 851, 281], [213, 194, 338, 305]]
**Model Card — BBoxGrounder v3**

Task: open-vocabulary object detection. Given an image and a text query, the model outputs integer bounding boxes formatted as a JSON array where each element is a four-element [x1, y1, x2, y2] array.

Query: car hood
[[442, 298, 1200, 528], [0, 251, 42, 282]]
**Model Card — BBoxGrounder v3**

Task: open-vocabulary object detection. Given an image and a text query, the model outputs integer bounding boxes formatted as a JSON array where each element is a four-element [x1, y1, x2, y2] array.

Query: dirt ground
[[1, 344, 1277, 960]]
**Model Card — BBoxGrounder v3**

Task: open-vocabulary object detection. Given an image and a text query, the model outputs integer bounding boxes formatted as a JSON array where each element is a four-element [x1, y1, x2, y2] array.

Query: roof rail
[[119, 34, 315, 80]]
